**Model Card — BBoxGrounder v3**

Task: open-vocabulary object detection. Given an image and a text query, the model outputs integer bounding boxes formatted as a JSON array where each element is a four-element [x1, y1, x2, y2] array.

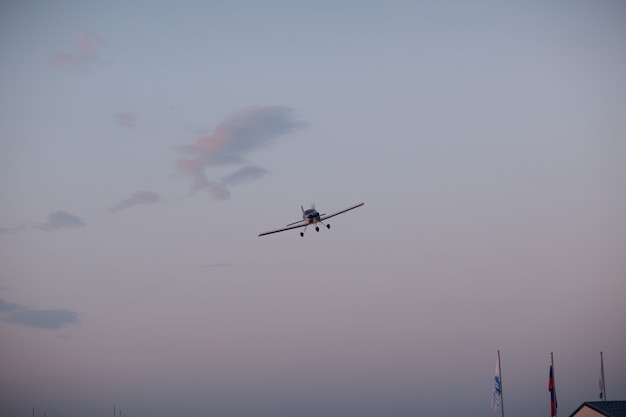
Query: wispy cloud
[[220, 165, 268, 187], [0, 298, 79, 330], [177, 106, 305, 199], [111, 191, 163, 212], [35, 211, 85, 230], [2, 212, 84, 235], [116, 112, 136, 128], [50, 31, 106, 72], [0, 226, 25, 235], [206, 183, 230, 200], [200, 262, 231, 268]]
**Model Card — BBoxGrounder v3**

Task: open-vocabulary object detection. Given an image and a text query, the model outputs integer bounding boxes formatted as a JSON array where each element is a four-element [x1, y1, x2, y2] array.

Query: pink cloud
[[176, 106, 305, 198], [206, 183, 230, 200], [50, 32, 106, 72], [111, 191, 163, 212], [178, 106, 304, 160], [177, 156, 207, 176], [116, 112, 135, 128]]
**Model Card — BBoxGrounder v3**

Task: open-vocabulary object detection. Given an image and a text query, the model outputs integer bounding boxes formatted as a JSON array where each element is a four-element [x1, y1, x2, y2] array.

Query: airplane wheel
[[327, 224, 331, 229], [316, 227, 319, 232], [300, 232, 304, 237]]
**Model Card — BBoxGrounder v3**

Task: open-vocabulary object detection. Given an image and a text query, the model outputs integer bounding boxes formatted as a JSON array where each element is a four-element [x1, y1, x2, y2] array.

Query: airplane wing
[[258, 222, 307, 237], [319, 202, 364, 221], [286, 219, 305, 227]]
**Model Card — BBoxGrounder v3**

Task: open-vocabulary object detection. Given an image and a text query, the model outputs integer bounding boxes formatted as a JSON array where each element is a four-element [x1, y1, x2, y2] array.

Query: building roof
[[571, 401, 626, 417]]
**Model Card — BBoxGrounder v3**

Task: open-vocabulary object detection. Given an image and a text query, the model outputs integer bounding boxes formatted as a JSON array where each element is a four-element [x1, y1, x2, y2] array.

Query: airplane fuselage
[[302, 208, 320, 224]]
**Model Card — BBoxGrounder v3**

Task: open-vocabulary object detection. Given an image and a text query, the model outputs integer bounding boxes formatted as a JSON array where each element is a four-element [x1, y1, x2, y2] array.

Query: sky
[[1, 1, 625, 416]]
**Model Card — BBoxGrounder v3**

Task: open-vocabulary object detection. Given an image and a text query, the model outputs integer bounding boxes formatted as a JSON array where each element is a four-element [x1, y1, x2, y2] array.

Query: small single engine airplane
[[258, 202, 364, 237]]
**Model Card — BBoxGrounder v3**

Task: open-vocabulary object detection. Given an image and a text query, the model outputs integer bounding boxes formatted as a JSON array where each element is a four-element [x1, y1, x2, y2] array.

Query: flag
[[549, 365, 558, 417], [599, 352, 606, 400], [599, 376, 605, 399], [491, 354, 502, 412]]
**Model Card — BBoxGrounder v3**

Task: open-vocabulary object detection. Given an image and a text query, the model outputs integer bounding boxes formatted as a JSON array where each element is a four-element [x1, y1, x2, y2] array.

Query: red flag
[[548, 365, 558, 417]]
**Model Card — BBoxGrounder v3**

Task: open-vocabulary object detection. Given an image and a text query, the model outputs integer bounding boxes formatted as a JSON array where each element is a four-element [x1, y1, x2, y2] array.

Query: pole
[[498, 350, 505, 417]]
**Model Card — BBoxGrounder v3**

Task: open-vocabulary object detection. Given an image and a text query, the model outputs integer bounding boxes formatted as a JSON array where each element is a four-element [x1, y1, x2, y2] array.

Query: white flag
[[492, 354, 502, 412]]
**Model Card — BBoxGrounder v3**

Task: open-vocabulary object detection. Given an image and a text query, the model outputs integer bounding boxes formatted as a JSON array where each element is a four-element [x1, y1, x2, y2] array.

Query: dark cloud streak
[[111, 191, 163, 212], [2, 211, 85, 235], [0, 298, 79, 330], [0, 226, 25, 235], [35, 211, 85, 230]]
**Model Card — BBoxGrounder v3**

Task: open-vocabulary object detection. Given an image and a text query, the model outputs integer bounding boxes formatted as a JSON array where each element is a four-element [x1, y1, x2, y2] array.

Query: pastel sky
[[1, 2, 625, 417]]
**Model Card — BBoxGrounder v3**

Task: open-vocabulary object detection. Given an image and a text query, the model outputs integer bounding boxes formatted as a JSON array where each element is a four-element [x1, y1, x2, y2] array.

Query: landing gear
[[298, 222, 329, 237]]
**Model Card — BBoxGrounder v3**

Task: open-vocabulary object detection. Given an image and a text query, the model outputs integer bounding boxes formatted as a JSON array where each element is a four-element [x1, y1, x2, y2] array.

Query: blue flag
[[599, 352, 606, 400], [492, 354, 502, 412]]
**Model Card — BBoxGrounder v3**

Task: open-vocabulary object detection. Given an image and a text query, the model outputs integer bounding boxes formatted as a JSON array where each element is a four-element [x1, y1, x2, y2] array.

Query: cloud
[[35, 211, 85, 230], [220, 165, 268, 187], [177, 156, 212, 193], [0, 226, 25, 235], [2, 212, 84, 235], [206, 183, 230, 200], [111, 191, 163, 212], [200, 262, 231, 268], [116, 112, 136, 128], [177, 106, 305, 199], [0, 298, 79, 330], [50, 31, 106, 72]]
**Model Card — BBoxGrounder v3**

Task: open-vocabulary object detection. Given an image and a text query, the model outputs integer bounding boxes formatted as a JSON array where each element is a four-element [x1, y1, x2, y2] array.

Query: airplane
[[258, 202, 364, 237]]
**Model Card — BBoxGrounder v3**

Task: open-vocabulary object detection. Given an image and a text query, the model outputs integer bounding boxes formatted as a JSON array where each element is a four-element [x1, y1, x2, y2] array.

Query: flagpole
[[600, 351, 607, 401], [499, 350, 505, 417]]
